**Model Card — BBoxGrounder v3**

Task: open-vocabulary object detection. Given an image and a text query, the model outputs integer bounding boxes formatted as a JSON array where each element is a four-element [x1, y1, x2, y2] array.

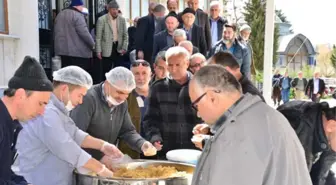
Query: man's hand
[[97, 52, 102, 60], [100, 142, 123, 158], [137, 51, 144, 59], [191, 134, 207, 150], [97, 165, 113, 178], [119, 49, 127, 55], [153, 141, 163, 151], [192, 124, 210, 135], [317, 93, 321, 98], [141, 141, 158, 156]]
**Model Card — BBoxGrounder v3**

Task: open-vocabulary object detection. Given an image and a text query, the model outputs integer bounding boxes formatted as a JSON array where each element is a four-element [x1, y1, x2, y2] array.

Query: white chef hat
[[53, 66, 93, 89], [105, 67, 136, 91]]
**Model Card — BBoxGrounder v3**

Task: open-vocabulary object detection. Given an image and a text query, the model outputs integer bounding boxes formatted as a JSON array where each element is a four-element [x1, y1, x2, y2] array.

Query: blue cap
[[70, 0, 83, 6]]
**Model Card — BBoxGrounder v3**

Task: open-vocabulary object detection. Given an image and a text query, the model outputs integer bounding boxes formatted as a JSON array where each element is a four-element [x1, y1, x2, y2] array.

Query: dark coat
[[291, 77, 308, 89], [0, 100, 27, 185], [277, 101, 336, 185], [152, 30, 171, 62], [178, 24, 207, 55], [209, 16, 227, 43], [135, 15, 155, 63], [127, 26, 136, 52], [239, 75, 265, 102], [179, 9, 211, 50], [306, 79, 326, 98]]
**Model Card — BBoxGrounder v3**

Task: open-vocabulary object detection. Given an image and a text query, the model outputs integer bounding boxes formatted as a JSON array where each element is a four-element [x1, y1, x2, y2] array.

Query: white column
[[262, 0, 275, 105], [18, 0, 39, 60]]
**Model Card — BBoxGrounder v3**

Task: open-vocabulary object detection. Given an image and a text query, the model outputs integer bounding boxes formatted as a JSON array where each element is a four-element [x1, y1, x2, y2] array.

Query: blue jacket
[[0, 99, 28, 185], [208, 39, 251, 78]]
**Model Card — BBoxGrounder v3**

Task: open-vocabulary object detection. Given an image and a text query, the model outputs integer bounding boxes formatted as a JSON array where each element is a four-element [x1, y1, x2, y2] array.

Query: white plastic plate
[[166, 149, 202, 165]]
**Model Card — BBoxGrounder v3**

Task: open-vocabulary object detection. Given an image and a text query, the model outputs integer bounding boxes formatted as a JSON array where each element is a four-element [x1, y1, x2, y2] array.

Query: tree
[[275, 9, 294, 34], [243, 0, 280, 71], [331, 45, 336, 69]]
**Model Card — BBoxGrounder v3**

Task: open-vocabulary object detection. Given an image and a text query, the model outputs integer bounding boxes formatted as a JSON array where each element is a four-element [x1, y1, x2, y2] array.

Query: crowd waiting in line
[[0, 0, 335, 185]]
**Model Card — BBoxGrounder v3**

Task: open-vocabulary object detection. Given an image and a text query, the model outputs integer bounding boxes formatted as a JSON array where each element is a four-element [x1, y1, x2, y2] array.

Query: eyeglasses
[[190, 61, 205, 68], [131, 61, 150, 67], [191, 90, 221, 111]]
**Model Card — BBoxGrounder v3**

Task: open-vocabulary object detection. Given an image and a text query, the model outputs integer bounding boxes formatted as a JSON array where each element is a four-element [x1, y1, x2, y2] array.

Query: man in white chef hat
[[70, 67, 158, 167], [17, 66, 123, 185]]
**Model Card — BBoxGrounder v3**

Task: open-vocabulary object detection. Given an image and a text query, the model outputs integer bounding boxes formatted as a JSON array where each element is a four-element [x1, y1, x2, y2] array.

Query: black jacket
[[127, 26, 136, 52], [152, 30, 171, 62], [178, 24, 207, 55], [306, 79, 326, 98], [0, 100, 27, 185], [135, 15, 155, 63], [239, 75, 265, 102], [277, 101, 336, 185]]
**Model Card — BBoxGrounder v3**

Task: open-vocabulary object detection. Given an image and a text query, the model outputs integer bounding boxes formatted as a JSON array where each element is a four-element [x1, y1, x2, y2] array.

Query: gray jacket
[[54, 8, 94, 58], [192, 94, 312, 185], [95, 14, 128, 57], [70, 83, 146, 160]]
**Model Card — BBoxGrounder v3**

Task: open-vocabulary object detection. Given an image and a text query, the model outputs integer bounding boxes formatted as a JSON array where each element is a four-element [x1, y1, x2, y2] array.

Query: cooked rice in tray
[[113, 165, 187, 178]]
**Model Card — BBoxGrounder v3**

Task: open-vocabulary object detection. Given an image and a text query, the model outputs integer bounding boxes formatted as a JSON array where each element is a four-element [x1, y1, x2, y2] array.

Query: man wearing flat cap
[[0, 56, 53, 184], [152, 11, 180, 62], [179, 8, 207, 56], [96, 0, 128, 76]]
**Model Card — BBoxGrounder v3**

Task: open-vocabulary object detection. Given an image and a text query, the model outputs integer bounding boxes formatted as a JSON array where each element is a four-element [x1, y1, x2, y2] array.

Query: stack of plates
[[166, 149, 202, 165]]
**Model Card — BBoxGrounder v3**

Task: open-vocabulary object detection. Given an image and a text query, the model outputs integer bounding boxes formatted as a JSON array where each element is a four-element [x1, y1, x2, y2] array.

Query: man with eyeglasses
[[118, 60, 154, 159], [189, 53, 206, 74], [70, 67, 159, 168], [189, 65, 312, 185], [143, 46, 202, 159]]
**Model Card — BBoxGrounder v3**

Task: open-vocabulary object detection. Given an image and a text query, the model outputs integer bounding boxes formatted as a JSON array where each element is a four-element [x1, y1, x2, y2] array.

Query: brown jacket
[[118, 92, 142, 159]]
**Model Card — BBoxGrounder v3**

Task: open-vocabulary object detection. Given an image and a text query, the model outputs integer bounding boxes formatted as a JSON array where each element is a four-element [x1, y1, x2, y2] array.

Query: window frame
[[0, 0, 9, 34]]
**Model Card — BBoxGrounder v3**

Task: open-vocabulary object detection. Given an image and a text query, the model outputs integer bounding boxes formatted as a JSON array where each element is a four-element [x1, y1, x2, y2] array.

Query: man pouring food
[[70, 67, 158, 166], [16, 66, 121, 185]]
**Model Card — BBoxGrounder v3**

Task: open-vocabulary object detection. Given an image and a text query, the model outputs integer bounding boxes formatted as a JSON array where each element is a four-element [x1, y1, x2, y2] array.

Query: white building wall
[[0, 0, 39, 86]]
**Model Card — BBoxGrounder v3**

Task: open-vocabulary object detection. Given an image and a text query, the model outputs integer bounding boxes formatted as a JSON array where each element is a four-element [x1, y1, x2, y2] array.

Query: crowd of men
[[0, 0, 335, 185], [53, 0, 252, 83], [272, 70, 326, 105]]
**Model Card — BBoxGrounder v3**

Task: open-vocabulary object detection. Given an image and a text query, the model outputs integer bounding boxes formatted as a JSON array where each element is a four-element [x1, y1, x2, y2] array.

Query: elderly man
[[185, 0, 211, 50], [54, 0, 94, 71], [209, 1, 227, 46], [189, 65, 312, 185], [163, 29, 199, 53], [238, 24, 255, 75], [150, 51, 168, 85], [136, 4, 166, 64], [96, 0, 128, 72], [71, 67, 158, 164], [17, 66, 118, 185], [143, 46, 202, 159], [119, 60, 152, 159], [209, 23, 251, 78], [189, 53, 206, 74], [0, 56, 53, 184], [306, 72, 326, 103], [180, 8, 207, 55], [178, 40, 199, 55], [291, 71, 308, 100], [152, 11, 180, 62]]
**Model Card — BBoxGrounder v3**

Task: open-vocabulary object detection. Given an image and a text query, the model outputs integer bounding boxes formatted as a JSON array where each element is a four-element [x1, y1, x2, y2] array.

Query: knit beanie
[[165, 11, 178, 21], [70, 0, 84, 7], [8, 56, 53, 91], [182, 8, 196, 16]]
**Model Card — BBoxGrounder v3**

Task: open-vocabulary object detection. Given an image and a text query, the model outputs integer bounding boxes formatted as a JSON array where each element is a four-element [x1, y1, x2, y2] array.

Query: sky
[[275, 0, 336, 45]]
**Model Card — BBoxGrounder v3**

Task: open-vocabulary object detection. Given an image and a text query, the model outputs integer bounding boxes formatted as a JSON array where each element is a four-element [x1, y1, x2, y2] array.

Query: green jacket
[[118, 91, 142, 159]]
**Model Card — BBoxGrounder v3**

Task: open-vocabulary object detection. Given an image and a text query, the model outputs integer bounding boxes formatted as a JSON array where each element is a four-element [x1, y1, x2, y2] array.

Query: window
[[141, 0, 149, 17], [131, 0, 140, 19], [0, 0, 9, 34]]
